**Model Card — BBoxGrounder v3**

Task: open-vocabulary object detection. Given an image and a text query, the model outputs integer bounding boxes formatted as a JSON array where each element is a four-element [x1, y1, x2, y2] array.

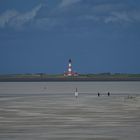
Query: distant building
[[64, 59, 78, 76]]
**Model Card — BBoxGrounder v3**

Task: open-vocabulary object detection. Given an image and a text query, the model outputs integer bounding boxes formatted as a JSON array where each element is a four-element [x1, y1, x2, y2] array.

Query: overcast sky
[[0, 0, 140, 74]]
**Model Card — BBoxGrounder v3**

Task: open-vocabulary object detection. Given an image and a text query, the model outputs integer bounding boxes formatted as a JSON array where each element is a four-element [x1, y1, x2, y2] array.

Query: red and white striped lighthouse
[[68, 59, 72, 76], [64, 59, 78, 76]]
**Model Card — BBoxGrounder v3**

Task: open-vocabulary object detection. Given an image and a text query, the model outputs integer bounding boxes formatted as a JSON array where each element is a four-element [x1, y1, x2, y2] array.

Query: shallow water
[[0, 82, 140, 140]]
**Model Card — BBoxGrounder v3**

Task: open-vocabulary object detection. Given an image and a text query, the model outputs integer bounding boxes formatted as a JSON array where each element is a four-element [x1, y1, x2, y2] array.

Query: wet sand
[[0, 92, 140, 140]]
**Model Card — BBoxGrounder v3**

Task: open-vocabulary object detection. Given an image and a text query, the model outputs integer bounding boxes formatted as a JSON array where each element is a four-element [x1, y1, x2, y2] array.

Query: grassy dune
[[0, 73, 140, 81]]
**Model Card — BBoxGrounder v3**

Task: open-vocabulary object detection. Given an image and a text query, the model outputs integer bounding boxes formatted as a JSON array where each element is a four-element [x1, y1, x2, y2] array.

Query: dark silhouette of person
[[98, 93, 100, 96], [108, 92, 110, 96]]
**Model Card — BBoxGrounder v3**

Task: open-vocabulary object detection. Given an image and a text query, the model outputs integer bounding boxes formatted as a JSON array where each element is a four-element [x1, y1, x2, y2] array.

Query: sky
[[0, 0, 140, 74]]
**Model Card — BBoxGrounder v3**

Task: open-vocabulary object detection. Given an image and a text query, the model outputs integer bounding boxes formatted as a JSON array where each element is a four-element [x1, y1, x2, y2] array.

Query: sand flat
[[0, 82, 140, 140]]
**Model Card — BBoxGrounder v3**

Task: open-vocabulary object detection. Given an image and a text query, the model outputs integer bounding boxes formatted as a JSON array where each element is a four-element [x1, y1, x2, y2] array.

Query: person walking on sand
[[108, 92, 110, 96], [75, 88, 78, 98]]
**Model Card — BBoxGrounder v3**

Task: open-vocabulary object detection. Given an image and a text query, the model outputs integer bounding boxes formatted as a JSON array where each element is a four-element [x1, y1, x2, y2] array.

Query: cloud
[[104, 11, 140, 24], [59, 0, 82, 8], [0, 4, 42, 29], [104, 12, 131, 23], [34, 1, 140, 31], [0, 1, 140, 31], [0, 10, 18, 28]]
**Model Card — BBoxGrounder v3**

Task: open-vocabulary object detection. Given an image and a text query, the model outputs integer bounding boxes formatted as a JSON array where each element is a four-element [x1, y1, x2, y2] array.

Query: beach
[[0, 82, 140, 140]]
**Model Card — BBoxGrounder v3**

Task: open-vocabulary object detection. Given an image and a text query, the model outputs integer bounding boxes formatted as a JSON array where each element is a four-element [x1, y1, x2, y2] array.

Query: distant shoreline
[[1, 73, 140, 82]]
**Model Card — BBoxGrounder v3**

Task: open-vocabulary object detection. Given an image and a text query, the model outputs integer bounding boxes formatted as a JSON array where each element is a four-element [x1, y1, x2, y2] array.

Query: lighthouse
[[64, 59, 78, 76], [68, 59, 72, 76]]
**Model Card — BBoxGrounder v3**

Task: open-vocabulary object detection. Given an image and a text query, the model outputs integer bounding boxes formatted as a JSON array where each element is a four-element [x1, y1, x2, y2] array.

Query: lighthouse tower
[[68, 59, 72, 76], [64, 59, 78, 76]]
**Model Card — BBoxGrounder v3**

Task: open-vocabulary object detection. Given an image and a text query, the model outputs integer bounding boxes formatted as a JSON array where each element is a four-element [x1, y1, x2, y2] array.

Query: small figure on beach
[[127, 95, 136, 99], [108, 92, 110, 96], [98, 92, 100, 96], [75, 88, 78, 98]]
